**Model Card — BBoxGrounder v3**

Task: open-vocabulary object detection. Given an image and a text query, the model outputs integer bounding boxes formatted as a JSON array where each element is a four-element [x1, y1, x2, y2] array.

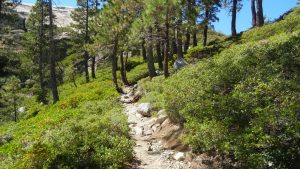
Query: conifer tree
[[48, 0, 59, 103], [200, 0, 221, 46], [223, 0, 242, 36]]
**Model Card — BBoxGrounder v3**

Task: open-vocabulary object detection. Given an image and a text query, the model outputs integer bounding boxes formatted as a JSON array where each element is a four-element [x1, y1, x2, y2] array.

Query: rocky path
[[121, 85, 192, 169]]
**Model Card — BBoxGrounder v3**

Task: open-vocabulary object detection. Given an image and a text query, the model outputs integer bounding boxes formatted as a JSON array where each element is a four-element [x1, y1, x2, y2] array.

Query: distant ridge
[[15, 4, 74, 27]]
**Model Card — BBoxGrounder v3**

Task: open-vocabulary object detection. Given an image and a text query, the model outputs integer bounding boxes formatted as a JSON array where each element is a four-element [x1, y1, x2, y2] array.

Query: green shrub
[[185, 45, 219, 62], [0, 69, 134, 168], [163, 33, 300, 168]]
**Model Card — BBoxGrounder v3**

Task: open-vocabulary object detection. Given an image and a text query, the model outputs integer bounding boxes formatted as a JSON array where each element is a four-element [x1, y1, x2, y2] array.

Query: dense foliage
[[139, 8, 300, 168], [0, 68, 134, 168]]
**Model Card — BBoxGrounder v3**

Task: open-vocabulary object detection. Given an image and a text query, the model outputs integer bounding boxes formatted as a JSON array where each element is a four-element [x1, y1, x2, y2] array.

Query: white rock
[[156, 110, 168, 125], [18, 107, 25, 113], [173, 152, 185, 161], [134, 126, 144, 136], [137, 103, 151, 117], [152, 123, 161, 132]]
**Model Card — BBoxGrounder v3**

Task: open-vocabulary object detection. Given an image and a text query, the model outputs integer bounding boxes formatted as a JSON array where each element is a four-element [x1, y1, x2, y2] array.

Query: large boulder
[[137, 103, 151, 117], [173, 57, 188, 70]]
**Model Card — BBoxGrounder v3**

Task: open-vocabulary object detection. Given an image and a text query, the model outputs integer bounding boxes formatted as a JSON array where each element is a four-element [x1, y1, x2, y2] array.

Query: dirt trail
[[121, 86, 192, 169]]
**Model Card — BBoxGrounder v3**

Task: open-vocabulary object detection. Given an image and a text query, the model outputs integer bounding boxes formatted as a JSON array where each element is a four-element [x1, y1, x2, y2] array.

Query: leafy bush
[[127, 63, 158, 84], [163, 33, 300, 168], [0, 69, 134, 168], [185, 45, 220, 63]]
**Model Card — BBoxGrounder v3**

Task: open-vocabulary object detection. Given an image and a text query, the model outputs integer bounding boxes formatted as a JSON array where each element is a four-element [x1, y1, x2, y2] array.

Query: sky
[[23, 0, 299, 35]]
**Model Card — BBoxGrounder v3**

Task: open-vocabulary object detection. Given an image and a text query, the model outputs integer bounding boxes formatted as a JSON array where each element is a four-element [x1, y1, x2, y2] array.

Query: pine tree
[[251, 0, 256, 27], [200, 0, 221, 46], [70, 0, 99, 83], [1, 76, 22, 122], [256, 0, 264, 26], [48, 0, 59, 103], [223, 0, 242, 36]]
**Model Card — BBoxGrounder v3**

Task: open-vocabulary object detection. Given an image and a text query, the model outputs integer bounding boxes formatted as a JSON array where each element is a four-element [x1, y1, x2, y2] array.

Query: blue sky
[[23, 0, 299, 35]]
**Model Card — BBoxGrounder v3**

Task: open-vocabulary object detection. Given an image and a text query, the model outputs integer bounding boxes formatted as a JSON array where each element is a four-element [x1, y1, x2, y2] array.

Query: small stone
[[137, 103, 151, 117], [173, 152, 185, 161], [152, 124, 161, 132], [135, 127, 144, 136], [18, 107, 25, 113], [173, 57, 188, 70]]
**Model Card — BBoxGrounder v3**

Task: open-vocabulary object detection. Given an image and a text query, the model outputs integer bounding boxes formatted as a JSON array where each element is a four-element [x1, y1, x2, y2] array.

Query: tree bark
[[84, 0, 90, 83], [251, 0, 257, 27], [49, 0, 59, 103], [142, 39, 147, 61], [120, 51, 129, 85], [38, 0, 47, 104], [203, 8, 209, 46], [112, 38, 120, 91], [147, 28, 156, 79], [192, 0, 197, 47], [13, 96, 17, 122], [177, 7, 183, 59], [0, 1, 2, 19], [155, 24, 163, 70], [193, 32, 197, 46], [156, 41, 163, 70], [164, 0, 170, 78], [184, 0, 191, 53], [256, 0, 264, 26], [231, 0, 237, 36], [172, 28, 177, 55], [184, 30, 190, 53], [91, 56, 96, 79], [84, 51, 90, 83]]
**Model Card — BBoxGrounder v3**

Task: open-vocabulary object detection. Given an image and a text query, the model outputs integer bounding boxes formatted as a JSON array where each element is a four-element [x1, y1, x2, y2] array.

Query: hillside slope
[[139, 7, 300, 168]]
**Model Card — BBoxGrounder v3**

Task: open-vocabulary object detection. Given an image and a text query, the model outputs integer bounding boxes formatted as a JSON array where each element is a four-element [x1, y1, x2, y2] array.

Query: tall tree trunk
[[13, 96, 17, 122], [112, 38, 120, 91], [120, 51, 129, 85], [142, 39, 147, 61], [164, 0, 170, 78], [203, 8, 209, 46], [184, 0, 191, 53], [38, 0, 46, 104], [192, 0, 197, 47], [84, 0, 90, 83], [256, 0, 264, 26], [147, 28, 156, 78], [0, 1, 2, 19], [156, 41, 163, 70], [161, 43, 165, 63], [155, 24, 163, 69], [91, 56, 96, 79], [184, 30, 190, 53], [193, 32, 197, 46], [177, 7, 183, 59], [172, 28, 177, 56], [49, 0, 59, 103], [251, 0, 257, 27], [84, 51, 90, 83], [231, 0, 237, 36]]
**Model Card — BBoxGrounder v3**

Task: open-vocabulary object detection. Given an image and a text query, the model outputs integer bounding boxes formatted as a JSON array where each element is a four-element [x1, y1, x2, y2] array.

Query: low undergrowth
[[0, 68, 134, 168]]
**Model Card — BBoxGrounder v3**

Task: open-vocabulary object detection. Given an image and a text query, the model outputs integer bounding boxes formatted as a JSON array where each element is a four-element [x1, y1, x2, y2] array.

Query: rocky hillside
[[15, 4, 74, 27]]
